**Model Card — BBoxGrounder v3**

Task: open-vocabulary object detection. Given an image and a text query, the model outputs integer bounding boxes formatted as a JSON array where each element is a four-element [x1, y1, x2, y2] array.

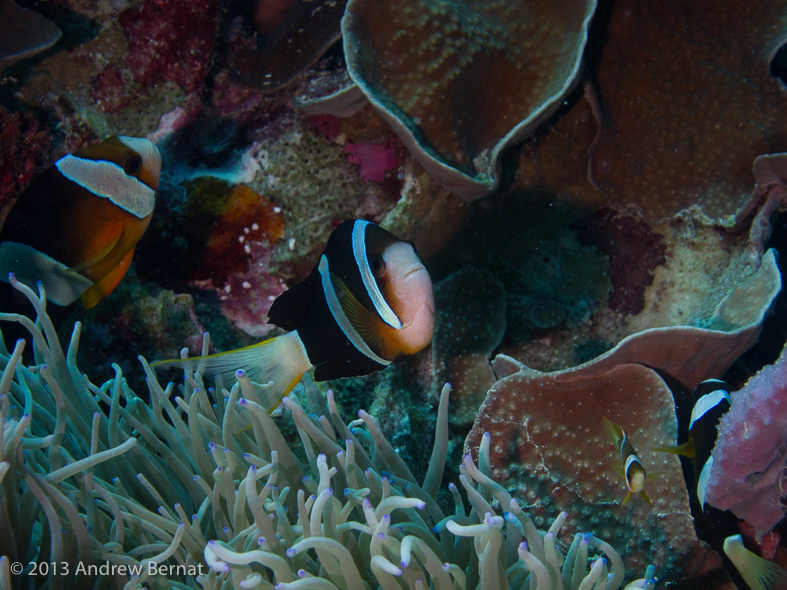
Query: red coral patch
[[119, 0, 218, 93]]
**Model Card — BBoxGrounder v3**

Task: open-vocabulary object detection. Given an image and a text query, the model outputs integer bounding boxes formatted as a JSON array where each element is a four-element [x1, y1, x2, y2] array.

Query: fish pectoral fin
[[620, 491, 634, 507], [639, 490, 652, 505], [67, 227, 124, 274], [609, 459, 625, 479], [653, 440, 695, 460], [331, 271, 386, 354], [268, 271, 319, 331], [79, 246, 134, 309], [602, 416, 623, 445]]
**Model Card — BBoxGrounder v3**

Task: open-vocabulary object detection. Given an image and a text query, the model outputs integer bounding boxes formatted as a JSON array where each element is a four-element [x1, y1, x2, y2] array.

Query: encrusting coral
[[705, 339, 787, 540], [0, 277, 655, 589]]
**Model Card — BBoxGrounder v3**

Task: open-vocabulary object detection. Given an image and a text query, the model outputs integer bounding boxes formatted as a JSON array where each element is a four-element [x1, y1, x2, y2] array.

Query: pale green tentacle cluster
[[0, 277, 656, 589]]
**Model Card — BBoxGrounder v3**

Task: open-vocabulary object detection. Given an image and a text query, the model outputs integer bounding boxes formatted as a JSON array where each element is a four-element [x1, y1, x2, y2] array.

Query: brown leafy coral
[[588, 0, 787, 221], [341, 0, 597, 199]]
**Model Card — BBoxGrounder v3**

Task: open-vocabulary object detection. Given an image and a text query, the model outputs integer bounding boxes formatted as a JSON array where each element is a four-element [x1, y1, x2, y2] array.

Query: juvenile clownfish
[[153, 219, 435, 410], [654, 378, 731, 509], [0, 136, 161, 308], [602, 416, 652, 506]]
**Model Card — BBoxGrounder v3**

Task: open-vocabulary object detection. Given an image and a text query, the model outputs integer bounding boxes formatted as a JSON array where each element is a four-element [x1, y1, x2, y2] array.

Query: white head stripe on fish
[[624, 454, 644, 491], [351, 220, 402, 330], [55, 155, 156, 218], [689, 387, 731, 431], [319, 254, 392, 367]]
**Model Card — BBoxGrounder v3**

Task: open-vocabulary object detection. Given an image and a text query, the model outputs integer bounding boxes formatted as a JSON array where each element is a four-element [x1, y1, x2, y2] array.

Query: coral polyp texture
[[588, 0, 787, 221], [341, 0, 597, 199], [0, 279, 655, 589], [466, 357, 725, 586]]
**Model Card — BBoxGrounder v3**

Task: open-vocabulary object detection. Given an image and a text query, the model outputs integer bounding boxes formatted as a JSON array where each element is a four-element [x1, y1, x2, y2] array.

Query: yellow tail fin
[[151, 331, 313, 412]]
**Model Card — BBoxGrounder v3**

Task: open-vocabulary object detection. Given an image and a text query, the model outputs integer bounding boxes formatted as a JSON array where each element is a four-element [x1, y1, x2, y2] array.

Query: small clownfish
[[0, 136, 161, 308], [602, 416, 652, 506], [153, 219, 435, 410], [654, 378, 731, 509]]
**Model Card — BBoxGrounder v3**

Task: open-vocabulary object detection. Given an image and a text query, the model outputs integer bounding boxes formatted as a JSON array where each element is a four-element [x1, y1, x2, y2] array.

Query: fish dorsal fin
[[331, 270, 385, 355], [267, 272, 319, 330], [67, 227, 124, 274]]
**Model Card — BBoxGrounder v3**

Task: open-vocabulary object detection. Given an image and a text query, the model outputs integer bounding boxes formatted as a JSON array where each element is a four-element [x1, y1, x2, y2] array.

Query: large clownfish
[[153, 219, 436, 410], [0, 136, 161, 308]]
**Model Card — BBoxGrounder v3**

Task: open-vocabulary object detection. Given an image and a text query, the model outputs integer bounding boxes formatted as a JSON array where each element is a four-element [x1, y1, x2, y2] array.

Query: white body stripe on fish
[[318, 254, 392, 367], [697, 455, 714, 509], [55, 155, 156, 218], [351, 220, 402, 329], [689, 387, 731, 431]]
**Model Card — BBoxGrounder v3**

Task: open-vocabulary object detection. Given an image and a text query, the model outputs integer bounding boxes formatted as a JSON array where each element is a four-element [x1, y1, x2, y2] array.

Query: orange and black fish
[[0, 136, 161, 308], [153, 219, 435, 410]]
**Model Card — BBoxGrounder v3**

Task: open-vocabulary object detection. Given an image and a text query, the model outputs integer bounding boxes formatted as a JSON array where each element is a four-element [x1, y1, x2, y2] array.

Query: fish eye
[[369, 253, 386, 277], [124, 154, 143, 175]]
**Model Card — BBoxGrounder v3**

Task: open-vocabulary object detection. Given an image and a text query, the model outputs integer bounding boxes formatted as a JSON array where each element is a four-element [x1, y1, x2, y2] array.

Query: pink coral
[[705, 341, 787, 539], [344, 139, 399, 182]]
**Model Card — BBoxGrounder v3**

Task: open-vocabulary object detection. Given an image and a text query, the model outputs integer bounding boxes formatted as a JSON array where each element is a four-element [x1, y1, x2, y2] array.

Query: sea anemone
[[0, 276, 655, 589]]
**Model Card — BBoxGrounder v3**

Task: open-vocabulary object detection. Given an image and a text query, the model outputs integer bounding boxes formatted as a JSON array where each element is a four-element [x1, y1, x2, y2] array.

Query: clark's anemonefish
[[0, 136, 161, 308], [153, 219, 435, 410], [602, 416, 652, 506]]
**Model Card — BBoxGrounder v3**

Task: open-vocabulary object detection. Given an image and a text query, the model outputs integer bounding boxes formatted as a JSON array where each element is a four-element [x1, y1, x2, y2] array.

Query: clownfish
[[654, 378, 731, 509], [0, 136, 161, 308], [602, 416, 652, 506], [153, 219, 435, 410]]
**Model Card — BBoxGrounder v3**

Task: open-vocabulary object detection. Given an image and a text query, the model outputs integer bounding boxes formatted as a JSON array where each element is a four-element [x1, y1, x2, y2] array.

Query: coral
[[305, 114, 341, 142], [227, 0, 348, 91], [342, 0, 597, 199], [543, 248, 781, 391], [496, 166, 786, 374], [0, 107, 52, 223], [705, 340, 787, 539], [119, 0, 219, 93], [344, 139, 400, 182], [0, 0, 61, 71], [0, 278, 655, 589], [432, 266, 506, 427], [88, 64, 131, 114], [466, 356, 729, 585], [588, 0, 787, 221], [573, 208, 666, 316], [137, 177, 285, 337]]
